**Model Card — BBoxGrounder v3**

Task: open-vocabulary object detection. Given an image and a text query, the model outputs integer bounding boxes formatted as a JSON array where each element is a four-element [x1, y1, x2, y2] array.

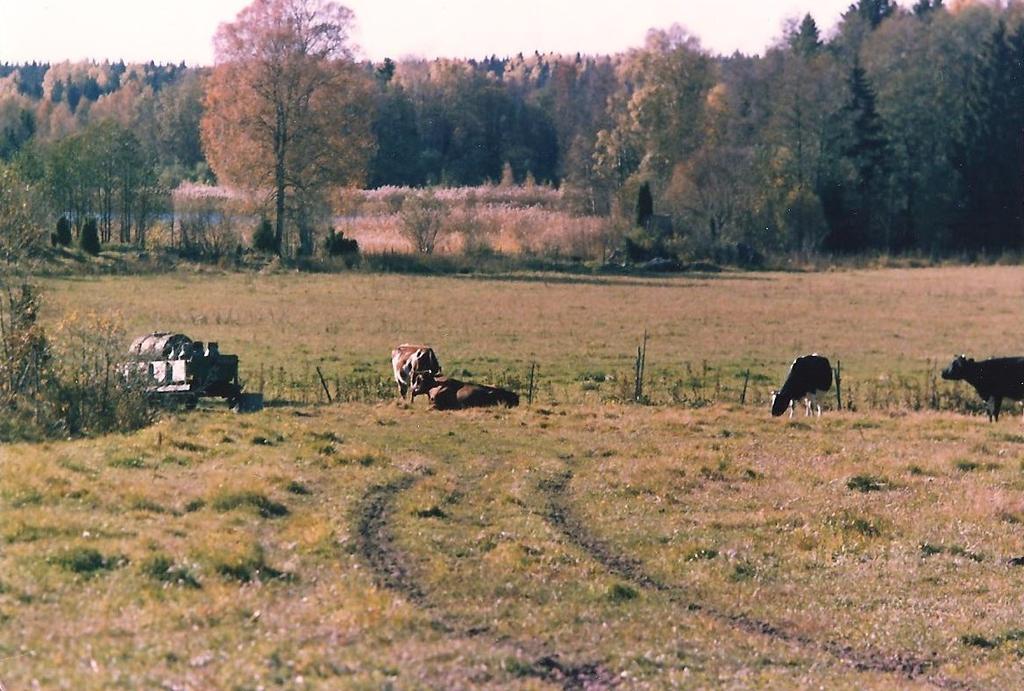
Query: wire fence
[[245, 356, 989, 416]]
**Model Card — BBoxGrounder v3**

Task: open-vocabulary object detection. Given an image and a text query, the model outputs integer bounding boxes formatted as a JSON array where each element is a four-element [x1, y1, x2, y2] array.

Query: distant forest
[[2, 0, 1024, 257]]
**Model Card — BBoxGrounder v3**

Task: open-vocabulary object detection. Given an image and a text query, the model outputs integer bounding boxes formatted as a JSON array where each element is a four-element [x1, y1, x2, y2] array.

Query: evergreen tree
[[957, 22, 1024, 250], [847, 0, 896, 29], [912, 0, 943, 17], [636, 181, 653, 228], [55, 216, 71, 246], [827, 62, 890, 251], [789, 15, 823, 57], [79, 217, 100, 255], [375, 58, 396, 84], [368, 85, 424, 187], [843, 63, 888, 193], [252, 217, 277, 254], [324, 228, 359, 256]]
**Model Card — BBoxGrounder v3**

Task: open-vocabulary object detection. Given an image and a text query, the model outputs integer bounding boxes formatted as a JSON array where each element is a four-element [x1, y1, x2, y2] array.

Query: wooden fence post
[[634, 329, 648, 403], [527, 362, 536, 406], [835, 360, 842, 411], [316, 365, 332, 404], [740, 369, 750, 405]]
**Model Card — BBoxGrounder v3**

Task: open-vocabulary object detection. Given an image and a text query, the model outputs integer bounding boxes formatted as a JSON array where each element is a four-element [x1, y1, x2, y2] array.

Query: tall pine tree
[[847, 0, 896, 29], [789, 15, 823, 58], [912, 0, 943, 18], [957, 22, 1024, 251], [826, 61, 890, 251]]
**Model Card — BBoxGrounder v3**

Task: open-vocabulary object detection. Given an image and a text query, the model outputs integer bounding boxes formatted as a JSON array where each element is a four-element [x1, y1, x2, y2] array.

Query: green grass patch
[[52, 547, 123, 575], [960, 633, 998, 649], [285, 480, 311, 495], [109, 456, 146, 469], [684, 547, 718, 561], [919, 543, 983, 562], [210, 491, 289, 518], [607, 583, 639, 602], [826, 511, 882, 538], [3, 523, 66, 543], [8, 489, 44, 507], [170, 440, 206, 453], [140, 554, 201, 588], [212, 546, 290, 583], [129, 497, 169, 513], [729, 562, 757, 582], [846, 474, 890, 492]]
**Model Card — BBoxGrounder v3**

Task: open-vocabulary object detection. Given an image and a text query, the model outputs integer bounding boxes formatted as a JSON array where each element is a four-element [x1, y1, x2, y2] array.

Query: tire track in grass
[[355, 473, 620, 689], [540, 469, 969, 690]]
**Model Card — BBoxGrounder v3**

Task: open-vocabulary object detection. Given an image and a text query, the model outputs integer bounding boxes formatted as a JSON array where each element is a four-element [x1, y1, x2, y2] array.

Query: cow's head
[[941, 354, 971, 381], [411, 371, 439, 398], [769, 389, 789, 417]]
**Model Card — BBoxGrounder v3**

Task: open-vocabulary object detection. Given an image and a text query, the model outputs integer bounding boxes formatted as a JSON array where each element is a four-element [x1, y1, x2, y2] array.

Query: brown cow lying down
[[412, 373, 519, 410]]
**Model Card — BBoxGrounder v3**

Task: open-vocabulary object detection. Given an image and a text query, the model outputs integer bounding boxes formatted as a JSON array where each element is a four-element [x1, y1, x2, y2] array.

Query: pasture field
[[38, 265, 1024, 406], [4, 265, 1024, 687]]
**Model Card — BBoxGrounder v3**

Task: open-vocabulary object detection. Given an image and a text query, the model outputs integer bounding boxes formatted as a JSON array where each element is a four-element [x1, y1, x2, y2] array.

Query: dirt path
[[540, 468, 968, 689], [354, 473, 620, 689]]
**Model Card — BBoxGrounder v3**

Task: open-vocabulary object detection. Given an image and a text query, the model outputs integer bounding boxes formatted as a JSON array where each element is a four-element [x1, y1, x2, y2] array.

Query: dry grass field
[[38, 265, 1024, 405], [5, 265, 1024, 687]]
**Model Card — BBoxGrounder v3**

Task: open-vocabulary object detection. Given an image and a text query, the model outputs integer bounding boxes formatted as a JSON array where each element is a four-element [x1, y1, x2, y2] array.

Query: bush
[[0, 283, 51, 438], [324, 228, 359, 257], [79, 217, 100, 255], [56, 216, 72, 246], [252, 217, 278, 254], [399, 194, 447, 254], [0, 163, 46, 262], [51, 312, 153, 437], [0, 293, 153, 441]]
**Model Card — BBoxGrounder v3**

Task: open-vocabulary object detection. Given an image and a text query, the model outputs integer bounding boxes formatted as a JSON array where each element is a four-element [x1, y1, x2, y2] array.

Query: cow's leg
[[788, 400, 795, 418], [994, 396, 1003, 422], [402, 361, 415, 403], [804, 397, 812, 416]]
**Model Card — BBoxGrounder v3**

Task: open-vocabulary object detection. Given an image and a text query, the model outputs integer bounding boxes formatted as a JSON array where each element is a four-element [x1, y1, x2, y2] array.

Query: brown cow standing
[[391, 344, 442, 400], [412, 373, 519, 410]]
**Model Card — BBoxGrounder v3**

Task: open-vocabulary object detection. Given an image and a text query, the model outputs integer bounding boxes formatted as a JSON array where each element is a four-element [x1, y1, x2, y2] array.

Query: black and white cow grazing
[[941, 354, 1024, 422], [391, 344, 442, 400], [771, 354, 833, 417]]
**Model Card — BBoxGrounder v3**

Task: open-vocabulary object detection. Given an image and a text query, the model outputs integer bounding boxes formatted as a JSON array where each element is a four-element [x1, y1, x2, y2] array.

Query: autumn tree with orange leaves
[[201, 0, 375, 255]]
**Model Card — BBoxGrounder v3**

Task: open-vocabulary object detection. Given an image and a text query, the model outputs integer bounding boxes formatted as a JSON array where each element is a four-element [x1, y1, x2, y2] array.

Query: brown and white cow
[[391, 344, 442, 400], [411, 373, 519, 410]]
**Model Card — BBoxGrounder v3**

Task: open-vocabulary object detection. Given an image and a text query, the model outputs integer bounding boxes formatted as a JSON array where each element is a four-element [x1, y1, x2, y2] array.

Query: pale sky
[[0, 0, 866, 65]]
